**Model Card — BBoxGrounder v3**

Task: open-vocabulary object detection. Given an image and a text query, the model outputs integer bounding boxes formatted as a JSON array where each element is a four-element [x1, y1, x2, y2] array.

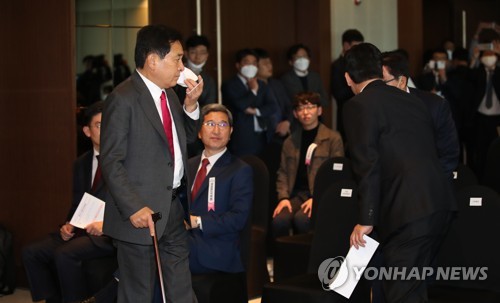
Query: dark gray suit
[[101, 71, 198, 302]]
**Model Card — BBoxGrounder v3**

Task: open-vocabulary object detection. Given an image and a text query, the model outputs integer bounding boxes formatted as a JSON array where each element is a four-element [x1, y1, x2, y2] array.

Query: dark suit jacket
[[281, 70, 328, 107], [221, 75, 278, 156], [343, 80, 456, 240], [470, 65, 500, 110], [67, 150, 111, 249], [409, 88, 459, 177], [101, 71, 198, 245], [187, 151, 253, 273]]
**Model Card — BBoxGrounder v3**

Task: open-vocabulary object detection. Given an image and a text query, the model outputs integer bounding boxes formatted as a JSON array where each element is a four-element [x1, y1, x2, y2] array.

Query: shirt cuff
[[183, 102, 200, 120]]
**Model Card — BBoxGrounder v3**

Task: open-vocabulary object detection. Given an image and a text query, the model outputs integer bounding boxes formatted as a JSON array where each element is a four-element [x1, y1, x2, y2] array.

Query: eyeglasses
[[295, 104, 318, 112], [202, 121, 230, 129]]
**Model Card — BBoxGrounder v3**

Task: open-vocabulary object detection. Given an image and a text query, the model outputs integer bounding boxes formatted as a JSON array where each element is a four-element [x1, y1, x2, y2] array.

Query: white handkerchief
[[177, 67, 198, 87]]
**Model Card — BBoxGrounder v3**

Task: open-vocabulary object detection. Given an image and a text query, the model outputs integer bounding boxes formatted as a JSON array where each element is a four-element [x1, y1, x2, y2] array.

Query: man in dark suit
[[100, 25, 203, 303], [221, 48, 278, 156], [381, 50, 460, 178], [343, 43, 456, 303], [187, 103, 253, 274], [23, 101, 115, 303]]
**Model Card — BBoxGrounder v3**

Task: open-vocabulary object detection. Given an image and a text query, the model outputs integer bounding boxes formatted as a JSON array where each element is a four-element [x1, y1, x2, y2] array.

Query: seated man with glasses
[[272, 92, 344, 238], [186, 103, 253, 274]]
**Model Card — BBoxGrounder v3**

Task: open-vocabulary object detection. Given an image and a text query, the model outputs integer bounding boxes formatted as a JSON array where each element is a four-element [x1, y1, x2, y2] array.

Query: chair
[[452, 163, 478, 192], [262, 179, 371, 303], [482, 137, 500, 194], [272, 157, 353, 282], [429, 185, 500, 302], [241, 154, 272, 298]]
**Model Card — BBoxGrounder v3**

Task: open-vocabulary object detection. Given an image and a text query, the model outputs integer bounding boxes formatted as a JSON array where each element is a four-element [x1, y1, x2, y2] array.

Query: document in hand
[[69, 192, 105, 229], [329, 235, 379, 299]]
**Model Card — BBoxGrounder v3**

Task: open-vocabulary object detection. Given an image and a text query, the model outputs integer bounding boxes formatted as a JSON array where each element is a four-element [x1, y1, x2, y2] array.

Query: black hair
[[342, 29, 364, 44], [293, 92, 321, 108], [235, 48, 258, 63], [185, 34, 210, 50], [381, 51, 410, 78], [452, 47, 469, 62], [344, 43, 383, 84], [83, 101, 104, 126], [253, 48, 270, 60], [286, 43, 311, 61], [134, 25, 183, 69]]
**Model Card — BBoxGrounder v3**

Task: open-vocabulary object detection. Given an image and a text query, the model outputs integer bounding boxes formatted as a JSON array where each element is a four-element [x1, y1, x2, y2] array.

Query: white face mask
[[177, 67, 198, 87], [481, 55, 498, 68], [187, 59, 206, 75], [293, 57, 310, 72], [240, 64, 258, 79]]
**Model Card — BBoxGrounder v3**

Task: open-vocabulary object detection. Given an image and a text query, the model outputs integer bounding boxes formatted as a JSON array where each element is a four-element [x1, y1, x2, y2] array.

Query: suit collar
[[191, 150, 232, 201]]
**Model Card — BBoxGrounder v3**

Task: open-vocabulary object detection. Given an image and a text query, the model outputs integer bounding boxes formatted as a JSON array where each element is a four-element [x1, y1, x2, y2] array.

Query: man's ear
[[317, 106, 323, 116], [344, 72, 354, 87], [146, 53, 158, 71], [293, 110, 298, 119], [83, 126, 91, 138]]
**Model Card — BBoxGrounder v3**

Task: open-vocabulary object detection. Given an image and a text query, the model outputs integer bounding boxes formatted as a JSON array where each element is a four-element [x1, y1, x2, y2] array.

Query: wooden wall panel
[[398, 0, 424, 78], [0, 0, 75, 286]]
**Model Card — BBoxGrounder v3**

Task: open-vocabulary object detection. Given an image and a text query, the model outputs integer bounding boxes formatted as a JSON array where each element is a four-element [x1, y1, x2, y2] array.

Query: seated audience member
[[255, 47, 293, 143], [22, 101, 115, 303], [272, 92, 344, 238], [222, 48, 278, 156], [187, 103, 253, 273], [382, 51, 460, 178], [281, 44, 328, 108]]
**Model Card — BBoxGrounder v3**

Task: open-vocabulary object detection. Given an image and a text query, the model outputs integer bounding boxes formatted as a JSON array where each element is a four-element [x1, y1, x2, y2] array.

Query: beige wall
[[330, 0, 398, 59]]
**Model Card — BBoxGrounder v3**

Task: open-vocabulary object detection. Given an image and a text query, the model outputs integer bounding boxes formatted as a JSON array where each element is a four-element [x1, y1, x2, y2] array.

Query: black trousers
[[114, 197, 196, 303], [22, 232, 115, 303], [377, 211, 453, 303]]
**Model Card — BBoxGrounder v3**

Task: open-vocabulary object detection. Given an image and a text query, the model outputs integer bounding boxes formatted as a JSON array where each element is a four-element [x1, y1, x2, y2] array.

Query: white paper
[[69, 192, 105, 229], [329, 235, 379, 299], [469, 197, 482, 207]]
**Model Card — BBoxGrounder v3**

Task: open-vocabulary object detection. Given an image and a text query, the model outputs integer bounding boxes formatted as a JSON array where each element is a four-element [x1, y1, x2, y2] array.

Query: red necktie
[[160, 91, 175, 160], [91, 158, 101, 193], [191, 158, 210, 200]]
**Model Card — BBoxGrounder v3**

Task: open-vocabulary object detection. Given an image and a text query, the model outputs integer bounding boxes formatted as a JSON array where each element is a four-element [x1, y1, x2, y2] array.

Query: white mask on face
[[481, 55, 498, 68], [293, 57, 310, 72], [187, 59, 206, 75], [240, 64, 258, 79]]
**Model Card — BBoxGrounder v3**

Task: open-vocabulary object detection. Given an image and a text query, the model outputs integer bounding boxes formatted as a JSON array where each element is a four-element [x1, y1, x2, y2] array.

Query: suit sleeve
[[435, 98, 460, 177], [200, 165, 253, 237], [221, 80, 257, 112], [100, 92, 145, 220], [343, 100, 381, 226]]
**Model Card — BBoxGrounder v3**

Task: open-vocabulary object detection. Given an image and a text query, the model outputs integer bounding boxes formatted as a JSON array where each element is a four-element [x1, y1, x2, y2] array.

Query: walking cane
[[151, 212, 166, 303]]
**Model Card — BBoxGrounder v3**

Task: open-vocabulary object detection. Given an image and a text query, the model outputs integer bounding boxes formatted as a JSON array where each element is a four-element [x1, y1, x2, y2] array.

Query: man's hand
[[85, 221, 103, 236], [130, 207, 155, 236], [273, 199, 292, 218], [301, 198, 313, 218], [350, 224, 374, 249], [190, 215, 199, 229], [275, 120, 290, 137], [184, 75, 204, 112], [247, 77, 259, 91], [60, 223, 75, 241], [244, 107, 257, 115]]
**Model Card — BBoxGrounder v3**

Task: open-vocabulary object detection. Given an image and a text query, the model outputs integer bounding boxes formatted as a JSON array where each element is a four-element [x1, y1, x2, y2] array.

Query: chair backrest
[[482, 137, 500, 194], [311, 157, 354, 228], [240, 155, 270, 231], [308, 179, 358, 273], [452, 163, 478, 192], [435, 185, 500, 291]]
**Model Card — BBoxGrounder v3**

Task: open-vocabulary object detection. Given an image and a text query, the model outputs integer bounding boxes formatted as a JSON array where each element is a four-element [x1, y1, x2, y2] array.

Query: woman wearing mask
[[281, 43, 328, 108]]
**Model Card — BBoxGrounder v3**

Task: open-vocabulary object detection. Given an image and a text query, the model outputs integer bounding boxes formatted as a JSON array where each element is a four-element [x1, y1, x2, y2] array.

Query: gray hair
[[200, 103, 233, 126]]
